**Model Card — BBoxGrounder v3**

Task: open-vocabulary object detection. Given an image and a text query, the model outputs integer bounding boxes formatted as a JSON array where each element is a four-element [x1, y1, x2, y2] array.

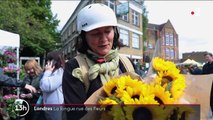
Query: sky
[[51, 1, 80, 31], [51, 1, 213, 59]]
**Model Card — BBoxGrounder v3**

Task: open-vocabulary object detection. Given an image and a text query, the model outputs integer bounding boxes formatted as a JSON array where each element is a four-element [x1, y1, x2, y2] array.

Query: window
[[105, 0, 115, 11], [170, 33, 173, 46], [170, 49, 174, 59], [132, 33, 140, 48], [132, 10, 139, 26], [166, 48, 170, 59], [120, 29, 129, 46], [121, 13, 129, 21], [165, 33, 169, 45], [148, 43, 153, 49]]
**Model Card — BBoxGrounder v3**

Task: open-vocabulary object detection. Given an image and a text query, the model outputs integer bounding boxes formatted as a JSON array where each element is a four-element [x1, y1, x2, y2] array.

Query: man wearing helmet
[[62, 3, 135, 120]]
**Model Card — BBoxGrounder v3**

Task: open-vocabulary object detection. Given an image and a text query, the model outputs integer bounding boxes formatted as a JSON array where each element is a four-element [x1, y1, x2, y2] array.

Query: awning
[[0, 29, 20, 47]]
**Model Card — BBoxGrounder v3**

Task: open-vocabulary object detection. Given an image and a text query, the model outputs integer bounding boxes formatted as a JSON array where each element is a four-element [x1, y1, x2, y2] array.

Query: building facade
[[145, 20, 179, 63], [60, 0, 144, 62]]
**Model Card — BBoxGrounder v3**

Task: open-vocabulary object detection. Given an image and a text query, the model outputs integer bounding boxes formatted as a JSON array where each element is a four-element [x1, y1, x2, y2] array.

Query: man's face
[[205, 54, 213, 62]]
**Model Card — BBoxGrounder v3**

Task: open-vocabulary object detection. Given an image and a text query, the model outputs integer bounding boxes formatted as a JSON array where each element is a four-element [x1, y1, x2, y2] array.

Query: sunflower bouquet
[[98, 57, 197, 120]]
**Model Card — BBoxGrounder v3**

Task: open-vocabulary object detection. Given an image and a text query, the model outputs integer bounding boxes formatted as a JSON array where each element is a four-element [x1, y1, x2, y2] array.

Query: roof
[[147, 20, 176, 33]]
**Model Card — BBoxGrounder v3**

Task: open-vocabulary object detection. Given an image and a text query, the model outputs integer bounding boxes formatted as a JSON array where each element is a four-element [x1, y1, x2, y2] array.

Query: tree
[[141, 1, 149, 52], [0, 0, 60, 57]]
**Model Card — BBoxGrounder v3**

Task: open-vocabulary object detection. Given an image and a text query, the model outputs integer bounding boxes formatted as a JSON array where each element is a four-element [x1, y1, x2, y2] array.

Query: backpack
[[75, 54, 135, 92]]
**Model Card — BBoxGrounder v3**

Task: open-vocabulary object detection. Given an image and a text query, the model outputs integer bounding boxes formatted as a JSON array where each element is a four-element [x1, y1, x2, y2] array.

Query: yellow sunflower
[[155, 69, 186, 100], [123, 75, 144, 88], [120, 85, 145, 104], [124, 105, 166, 120], [152, 57, 169, 71], [104, 77, 118, 96], [120, 91, 139, 104], [170, 76, 186, 100], [152, 57, 181, 84], [149, 84, 174, 104], [152, 57, 179, 72], [123, 83, 158, 104], [134, 94, 159, 104], [104, 75, 139, 97], [165, 60, 179, 71], [155, 70, 180, 87], [99, 98, 118, 105], [107, 75, 144, 99], [120, 88, 158, 105], [152, 57, 167, 71], [113, 78, 126, 98]]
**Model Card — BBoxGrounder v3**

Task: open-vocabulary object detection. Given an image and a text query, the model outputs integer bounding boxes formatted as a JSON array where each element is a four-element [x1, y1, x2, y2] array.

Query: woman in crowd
[[20, 59, 45, 120], [0, 67, 36, 93], [40, 51, 64, 120], [62, 3, 135, 120], [0, 61, 36, 93]]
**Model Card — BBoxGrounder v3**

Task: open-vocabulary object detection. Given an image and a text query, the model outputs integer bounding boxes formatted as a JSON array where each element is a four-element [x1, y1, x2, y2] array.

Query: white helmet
[[77, 3, 117, 34]]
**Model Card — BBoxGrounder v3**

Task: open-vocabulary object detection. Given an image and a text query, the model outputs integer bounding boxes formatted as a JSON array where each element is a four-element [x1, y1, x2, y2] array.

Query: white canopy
[[182, 59, 194, 64], [182, 59, 203, 67], [0, 29, 20, 47]]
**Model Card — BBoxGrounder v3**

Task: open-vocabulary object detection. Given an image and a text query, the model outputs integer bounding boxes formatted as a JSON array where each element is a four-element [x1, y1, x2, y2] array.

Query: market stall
[[0, 29, 20, 79], [0, 29, 20, 119]]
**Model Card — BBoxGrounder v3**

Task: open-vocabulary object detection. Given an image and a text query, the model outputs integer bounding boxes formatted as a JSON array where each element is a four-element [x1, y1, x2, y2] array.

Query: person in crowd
[[202, 52, 213, 115], [0, 67, 36, 93], [40, 51, 64, 120], [202, 52, 213, 74], [177, 65, 189, 74], [19, 59, 45, 120], [62, 3, 135, 120], [188, 64, 202, 75], [135, 60, 146, 78]]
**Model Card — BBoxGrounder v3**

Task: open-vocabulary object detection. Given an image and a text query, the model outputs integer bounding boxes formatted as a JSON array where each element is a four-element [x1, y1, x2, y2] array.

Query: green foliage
[[2, 95, 19, 119], [19, 65, 26, 80], [141, 1, 149, 52], [142, 7, 148, 42], [0, 0, 60, 56]]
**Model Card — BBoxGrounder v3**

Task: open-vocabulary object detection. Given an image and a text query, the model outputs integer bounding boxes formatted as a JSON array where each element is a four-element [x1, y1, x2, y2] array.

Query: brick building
[[145, 20, 179, 63], [60, 0, 144, 62]]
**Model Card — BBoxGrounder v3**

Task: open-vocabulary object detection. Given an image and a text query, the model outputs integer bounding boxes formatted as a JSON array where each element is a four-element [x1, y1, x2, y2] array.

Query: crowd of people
[[0, 51, 65, 120], [178, 52, 213, 75], [0, 3, 213, 120]]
